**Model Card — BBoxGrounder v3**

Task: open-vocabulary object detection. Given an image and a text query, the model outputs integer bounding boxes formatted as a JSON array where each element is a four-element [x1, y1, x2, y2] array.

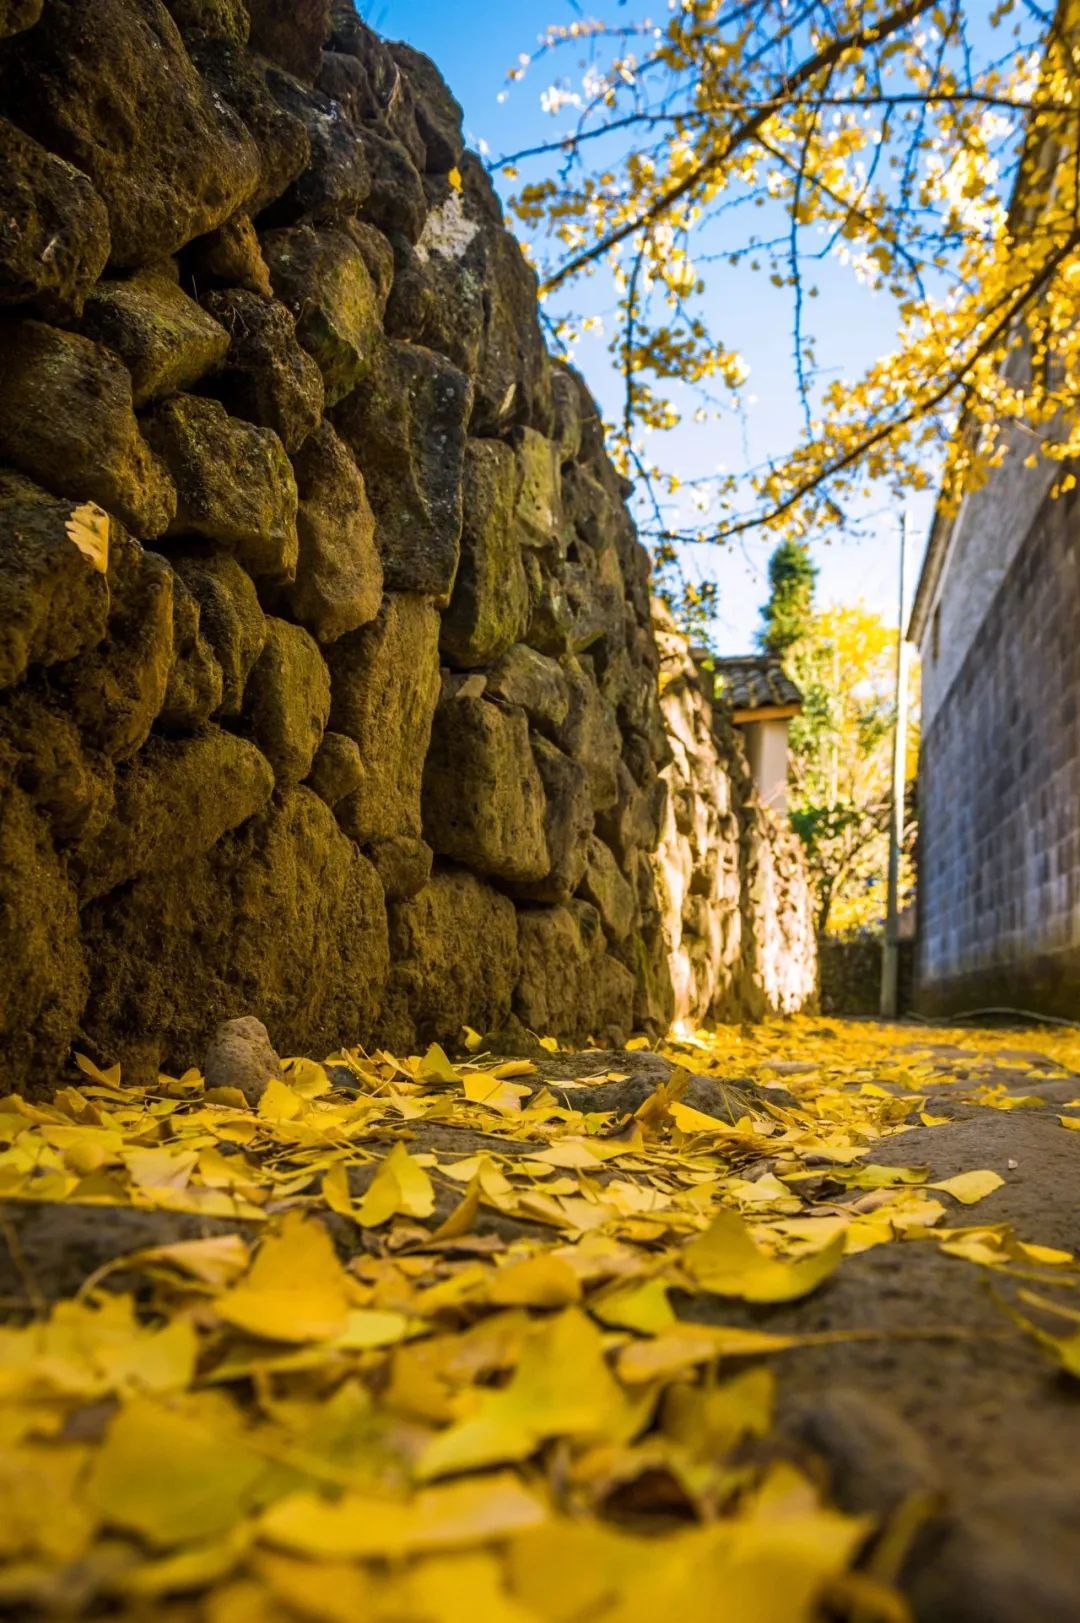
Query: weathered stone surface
[[440, 439, 529, 668], [0, 0, 261, 267], [184, 214, 272, 297], [0, 473, 112, 691], [0, 689, 114, 846], [242, 617, 330, 786], [191, 39, 310, 217], [326, 594, 440, 842], [82, 787, 389, 1073], [285, 423, 382, 644], [388, 43, 464, 174], [422, 695, 549, 884], [247, 0, 329, 81], [550, 364, 583, 463], [365, 835, 433, 902], [307, 729, 362, 805], [172, 549, 265, 717], [202, 1016, 282, 1108], [523, 554, 574, 655], [0, 322, 176, 538], [579, 833, 636, 943], [202, 289, 324, 452], [485, 644, 570, 738], [159, 569, 225, 731], [325, 9, 426, 168], [0, 117, 111, 319], [146, 394, 298, 584], [0, 0, 42, 38], [558, 660, 622, 813], [262, 225, 381, 406], [515, 901, 634, 1043], [513, 735, 593, 905], [0, 786, 86, 1097], [77, 727, 274, 900], [378, 868, 519, 1053], [356, 127, 427, 244], [264, 71, 371, 224], [386, 171, 550, 436], [81, 270, 230, 408], [334, 340, 471, 601], [49, 541, 175, 761], [513, 427, 562, 549], [163, 0, 250, 46]]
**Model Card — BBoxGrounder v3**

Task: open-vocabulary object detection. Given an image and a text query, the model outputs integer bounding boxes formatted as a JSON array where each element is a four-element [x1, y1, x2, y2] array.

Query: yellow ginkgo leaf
[[356, 1142, 436, 1226], [681, 1210, 844, 1302], [216, 1213, 349, 1343], [487, 1254, 582, 1308], [929, 1169, 1005, 1204]]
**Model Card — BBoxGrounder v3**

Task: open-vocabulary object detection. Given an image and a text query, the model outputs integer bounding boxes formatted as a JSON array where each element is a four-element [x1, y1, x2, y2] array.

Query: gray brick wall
[[917, 479, 1080, 1014]]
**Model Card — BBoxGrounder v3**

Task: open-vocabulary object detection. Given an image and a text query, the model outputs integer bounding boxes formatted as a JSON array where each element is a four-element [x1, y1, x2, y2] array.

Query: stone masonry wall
[[653, 612, 818, 1024], [0, 0, 816, 1091], [917, 476, 1080, 1015]]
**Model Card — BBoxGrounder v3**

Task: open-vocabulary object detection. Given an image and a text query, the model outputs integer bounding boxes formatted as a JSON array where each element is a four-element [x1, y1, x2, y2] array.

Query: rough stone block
[[163, 0, 250, 46], [422, 695, 549, 884], [0, 472, 112, 691], [285, 423, 383, 645], [81, 270, 230, 408], [306, 729, 362, 806], [264, 70, 371, 224], [51, 540, 176, 761], [0, 0, 42, 38], [378, 867, 520, 1053], [0, 322, 176, 539], [202, 1016, 282, 1109], [579, 833, 637, 943], [247, 0, 330, 81], [146, 393, 298, 584], [440, 439, 529, 668], [201, 289, 324, 452], [326, 593, 441, 841], [514, 900, 633, 1042], [243, 616, 330, 786], [388, 42, 464, 174], [485, 644, 570, 738], [0, 786, 87, 1097], [334, 339, 471, 602], [81, 787, 389, 1074], [356, 126, 427, 243], [513, 426, 562, 549], [184, 214, 272, 297], [0, 0, 261, 267], [190, 38, 310, 217], [159, 569, 225, 732], [365, 835, 434, 902], [172, 549, 266, 717], [0, 689, 115, 847], [514, 735, 592, 905], [0, 116, 111, 319], [263, 224, 381, 406], [77, 727, 274, 900]]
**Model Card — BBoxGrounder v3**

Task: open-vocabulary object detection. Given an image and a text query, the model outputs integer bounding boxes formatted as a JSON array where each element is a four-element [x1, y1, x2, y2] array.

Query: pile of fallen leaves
[[1, 1017, 1079, 1621]]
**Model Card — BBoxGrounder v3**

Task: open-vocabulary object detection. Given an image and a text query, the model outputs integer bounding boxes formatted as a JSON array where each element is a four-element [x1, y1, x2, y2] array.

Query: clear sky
[[378, 0, 933, 651]]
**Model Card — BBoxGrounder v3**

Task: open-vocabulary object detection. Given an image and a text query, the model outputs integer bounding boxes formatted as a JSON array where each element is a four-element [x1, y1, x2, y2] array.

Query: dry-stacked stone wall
[[653, 612, 818, 1024], [0, 0, 815, 1091]]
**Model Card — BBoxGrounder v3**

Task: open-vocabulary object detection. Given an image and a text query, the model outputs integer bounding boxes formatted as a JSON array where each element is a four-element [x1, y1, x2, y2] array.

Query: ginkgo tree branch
[[711, 221, 1080, 540], [539, 0, 943, 294]]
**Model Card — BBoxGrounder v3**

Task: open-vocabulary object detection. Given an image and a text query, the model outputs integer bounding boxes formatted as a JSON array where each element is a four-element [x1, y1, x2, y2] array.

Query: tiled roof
[[710, 655, 803, 717]]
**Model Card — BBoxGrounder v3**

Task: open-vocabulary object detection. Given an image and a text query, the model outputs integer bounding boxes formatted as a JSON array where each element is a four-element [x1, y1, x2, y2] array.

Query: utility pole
[[881, 510, 911, 1019]]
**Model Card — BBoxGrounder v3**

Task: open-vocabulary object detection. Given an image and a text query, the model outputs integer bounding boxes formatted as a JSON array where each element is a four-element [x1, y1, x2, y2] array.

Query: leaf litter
[[0, 1016, 1078, 1620]]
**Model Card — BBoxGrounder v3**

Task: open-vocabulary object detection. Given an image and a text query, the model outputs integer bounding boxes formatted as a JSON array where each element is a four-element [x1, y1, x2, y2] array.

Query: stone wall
[[0, 0, 816, 1091], [653, 613, 818, 1024], [917, 476, 1080, 1015]]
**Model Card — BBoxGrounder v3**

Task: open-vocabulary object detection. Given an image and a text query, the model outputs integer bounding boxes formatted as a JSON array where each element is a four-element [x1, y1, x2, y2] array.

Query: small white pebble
[[1007, 1158, 1018, 1170]]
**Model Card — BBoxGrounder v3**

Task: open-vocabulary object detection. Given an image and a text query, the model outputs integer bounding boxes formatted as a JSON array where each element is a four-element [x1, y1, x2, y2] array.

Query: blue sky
[[377, 0, 931, 650]]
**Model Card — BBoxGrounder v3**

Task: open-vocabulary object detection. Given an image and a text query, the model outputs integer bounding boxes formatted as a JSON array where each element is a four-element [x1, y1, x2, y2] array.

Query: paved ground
[[1, 1018, 1079, 1620]]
